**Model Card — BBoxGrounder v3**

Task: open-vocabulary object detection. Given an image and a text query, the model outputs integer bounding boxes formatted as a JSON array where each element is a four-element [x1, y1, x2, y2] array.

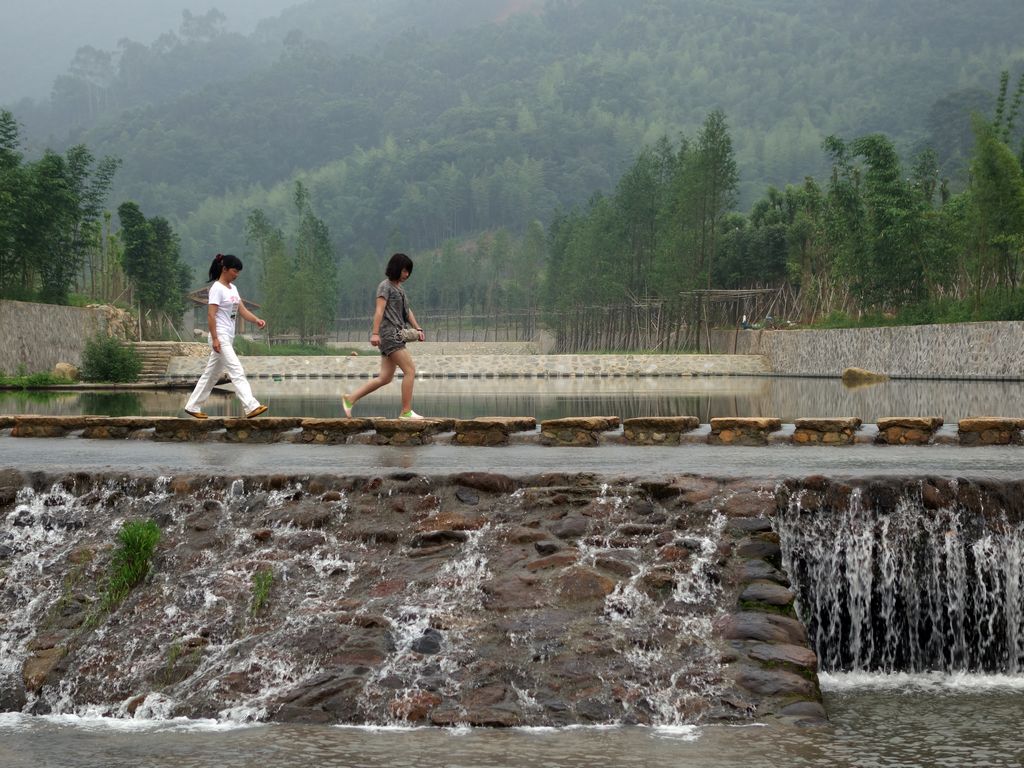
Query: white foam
[[0, 712, 250, 732], [821, 671, 1024, 692], [650, 724, 701, 741]]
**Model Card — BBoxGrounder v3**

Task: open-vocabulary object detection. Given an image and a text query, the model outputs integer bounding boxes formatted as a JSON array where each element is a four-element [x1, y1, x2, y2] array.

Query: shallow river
[[2, 675, 1023, 768], [5, 376, 1024, 422], [4, 377, 1024, 766]]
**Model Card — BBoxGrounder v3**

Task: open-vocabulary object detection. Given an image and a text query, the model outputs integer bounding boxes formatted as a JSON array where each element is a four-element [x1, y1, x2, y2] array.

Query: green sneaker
[[342, 395, 354, 418], [399, 410, 424, 420]]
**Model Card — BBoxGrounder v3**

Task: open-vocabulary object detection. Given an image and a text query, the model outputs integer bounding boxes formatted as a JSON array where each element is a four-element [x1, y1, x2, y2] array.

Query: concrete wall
[[0, 300, 113, 374], [707, 321, 1024, 380]]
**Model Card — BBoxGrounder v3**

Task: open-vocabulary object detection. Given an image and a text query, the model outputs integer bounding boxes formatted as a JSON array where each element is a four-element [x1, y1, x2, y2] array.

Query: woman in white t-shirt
[[184, 253, 268, 419]]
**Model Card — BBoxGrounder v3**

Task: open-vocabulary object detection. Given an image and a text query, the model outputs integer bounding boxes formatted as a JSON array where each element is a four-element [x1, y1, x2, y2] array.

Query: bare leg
[[388, 347, 417, 414], [347, 355, 397, 405]]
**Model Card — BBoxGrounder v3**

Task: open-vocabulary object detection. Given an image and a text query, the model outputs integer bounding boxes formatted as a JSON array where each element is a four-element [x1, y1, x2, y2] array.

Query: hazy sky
[[1, 0, 300, 105]]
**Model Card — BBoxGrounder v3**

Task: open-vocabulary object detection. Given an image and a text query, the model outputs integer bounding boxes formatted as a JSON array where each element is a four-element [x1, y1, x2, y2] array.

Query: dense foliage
[[9, 3, 1023, 279], [245, 182, 339, 337], [551, 74, 1024, 322], [0, 110, 120, 304], [0, 110, 192, 333], [4, 1, 1024, 328], [101, 519, 160, 611]]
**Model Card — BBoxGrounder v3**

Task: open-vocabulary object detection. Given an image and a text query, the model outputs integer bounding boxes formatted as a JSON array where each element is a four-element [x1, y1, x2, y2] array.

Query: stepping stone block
[[153, 417, 225, 441], [81, 417, 158, 439], [792, 417, 862, 445], [11, 415, 100, 437], [372, 417, 455, 446], [223, 417, 303, 443], [299, 418, 374, 444], [452, 417, 537, 446], [539, 416, 621, 446], [957, 417, 1024, 446], [708, 417, 782, 446], [874, 416, 943, 445], [622, 416, 700, 445]]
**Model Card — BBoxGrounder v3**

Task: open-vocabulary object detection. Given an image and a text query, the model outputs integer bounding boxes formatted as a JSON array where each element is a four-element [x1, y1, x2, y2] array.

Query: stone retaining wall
[[166, 353, 772, 380], [0, 300, 117, 375], [706, 321, 1024, 380]]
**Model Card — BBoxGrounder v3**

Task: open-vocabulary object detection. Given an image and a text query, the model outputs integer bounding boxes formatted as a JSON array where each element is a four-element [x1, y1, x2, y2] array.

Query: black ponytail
[[209, 253, 243, 281]]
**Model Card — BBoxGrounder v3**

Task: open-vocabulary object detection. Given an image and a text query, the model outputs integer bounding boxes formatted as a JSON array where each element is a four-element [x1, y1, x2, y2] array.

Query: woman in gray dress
[[342, 253, 425, 419]]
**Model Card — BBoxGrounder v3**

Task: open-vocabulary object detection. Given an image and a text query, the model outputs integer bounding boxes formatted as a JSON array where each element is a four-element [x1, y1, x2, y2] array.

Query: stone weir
[[775, 475, 1024, 674], [0, 469, 824, 728], [3, 415, 1024, 446]]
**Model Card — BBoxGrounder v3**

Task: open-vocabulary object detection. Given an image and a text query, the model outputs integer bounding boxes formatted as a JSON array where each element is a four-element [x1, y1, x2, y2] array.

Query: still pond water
[[1, 675, 1022, 768], [4, 376, 1024, 422]]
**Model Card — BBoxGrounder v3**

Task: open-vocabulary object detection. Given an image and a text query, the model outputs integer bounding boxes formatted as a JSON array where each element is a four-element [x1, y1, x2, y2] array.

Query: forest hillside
[[3, 0, 1023, 334]]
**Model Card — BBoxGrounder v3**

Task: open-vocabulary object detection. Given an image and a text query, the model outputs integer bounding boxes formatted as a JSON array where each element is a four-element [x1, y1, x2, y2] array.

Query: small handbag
[[399, 328, 422, 342]]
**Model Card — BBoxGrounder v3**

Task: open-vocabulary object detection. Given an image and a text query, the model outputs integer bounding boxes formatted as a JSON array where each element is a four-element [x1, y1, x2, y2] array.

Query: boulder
[[841, 367, 889, 387], [52, 362, 79, 381]]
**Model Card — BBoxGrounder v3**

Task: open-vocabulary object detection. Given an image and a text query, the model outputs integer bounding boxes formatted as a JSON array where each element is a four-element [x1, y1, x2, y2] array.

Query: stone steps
[[130, 342, 199, 379]]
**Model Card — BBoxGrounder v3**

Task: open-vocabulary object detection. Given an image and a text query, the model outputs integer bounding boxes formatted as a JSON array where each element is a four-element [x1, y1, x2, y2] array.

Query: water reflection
[[3, 377, 1024, 422]]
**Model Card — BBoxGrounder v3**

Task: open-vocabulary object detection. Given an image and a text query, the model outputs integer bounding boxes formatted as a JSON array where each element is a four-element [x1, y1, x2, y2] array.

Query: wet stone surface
[[0, 468, 828, 728]]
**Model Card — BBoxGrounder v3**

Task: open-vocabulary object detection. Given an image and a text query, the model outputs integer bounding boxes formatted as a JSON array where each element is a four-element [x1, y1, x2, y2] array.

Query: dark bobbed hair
[[209, 253, 244, 281], [385, 252, 414, 281]]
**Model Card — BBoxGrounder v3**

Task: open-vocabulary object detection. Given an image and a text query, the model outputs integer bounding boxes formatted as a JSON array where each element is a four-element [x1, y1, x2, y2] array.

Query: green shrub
[[0, 371, 71, 388], [80, 333, 142, 382], [102, 520, 161, 610]]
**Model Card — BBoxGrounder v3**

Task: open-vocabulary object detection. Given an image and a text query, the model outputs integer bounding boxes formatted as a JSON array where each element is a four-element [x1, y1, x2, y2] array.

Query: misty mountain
[[7, 0, 1024, 270], [1, 0, 299, 104]]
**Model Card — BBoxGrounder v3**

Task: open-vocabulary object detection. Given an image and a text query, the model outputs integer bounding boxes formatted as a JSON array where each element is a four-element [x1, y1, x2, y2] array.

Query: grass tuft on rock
[[250, 568, 274, 615], [102, 520, 160, 610]]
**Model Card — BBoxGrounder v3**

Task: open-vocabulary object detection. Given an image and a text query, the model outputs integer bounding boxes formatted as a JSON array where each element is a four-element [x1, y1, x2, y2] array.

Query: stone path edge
[[2, 415, 1023, 446]]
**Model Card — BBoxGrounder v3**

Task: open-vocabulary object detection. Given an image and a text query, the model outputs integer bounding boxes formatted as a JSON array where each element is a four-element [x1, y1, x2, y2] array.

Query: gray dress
[[376, 279, 410, 357]]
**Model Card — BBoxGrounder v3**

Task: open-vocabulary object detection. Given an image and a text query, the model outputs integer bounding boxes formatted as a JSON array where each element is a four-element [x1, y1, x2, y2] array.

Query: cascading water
[[0, 471, 735, 727], [775, 479, 1024, 674], [358, 525, 493, 722], [576, 483, 727, 725]]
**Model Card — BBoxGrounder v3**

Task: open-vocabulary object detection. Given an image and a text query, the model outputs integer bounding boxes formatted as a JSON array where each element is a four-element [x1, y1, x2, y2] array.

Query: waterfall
[[775, 480, 1024, 674]]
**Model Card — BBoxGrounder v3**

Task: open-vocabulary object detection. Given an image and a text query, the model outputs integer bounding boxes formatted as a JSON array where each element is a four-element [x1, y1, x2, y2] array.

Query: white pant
[[184, 338, 260, 414]]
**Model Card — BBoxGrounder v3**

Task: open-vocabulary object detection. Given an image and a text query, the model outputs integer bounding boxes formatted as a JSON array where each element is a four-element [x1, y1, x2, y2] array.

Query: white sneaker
[[399, 410, 424, 420]]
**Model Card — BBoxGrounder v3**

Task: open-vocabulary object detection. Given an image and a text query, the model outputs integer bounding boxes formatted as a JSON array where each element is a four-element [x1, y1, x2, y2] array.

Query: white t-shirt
[[208, 280, 241, 341]]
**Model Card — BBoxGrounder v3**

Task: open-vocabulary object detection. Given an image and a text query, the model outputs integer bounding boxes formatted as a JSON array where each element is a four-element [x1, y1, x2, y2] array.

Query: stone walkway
[[3, 415, 1021, 447]]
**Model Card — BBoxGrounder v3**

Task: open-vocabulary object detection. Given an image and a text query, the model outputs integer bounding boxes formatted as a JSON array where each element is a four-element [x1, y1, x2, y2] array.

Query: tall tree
[[246, 209, 294, 332], [245, 182, 339, 340], [117, 201, 191, 323], [969, 117, 1024, 293], [0, 111, 25, 296], [692, 109, 739, 289], [293, 181, 339, 339]]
